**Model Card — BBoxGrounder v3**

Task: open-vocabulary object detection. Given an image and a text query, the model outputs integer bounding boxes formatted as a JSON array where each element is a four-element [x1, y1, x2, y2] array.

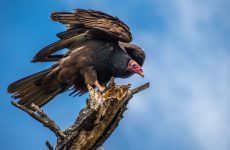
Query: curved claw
[[93, 80, 106, 92], [99, 86, 106, 92]]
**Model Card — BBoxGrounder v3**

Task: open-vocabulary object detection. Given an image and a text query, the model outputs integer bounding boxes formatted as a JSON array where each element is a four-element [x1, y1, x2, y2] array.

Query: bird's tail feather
[[8, 69, 62, 108]]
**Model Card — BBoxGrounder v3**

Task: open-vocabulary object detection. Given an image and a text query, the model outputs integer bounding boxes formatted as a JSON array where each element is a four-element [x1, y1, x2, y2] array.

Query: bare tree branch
[[131, 82, 150, 94], [46, 140, 54, 150], [12, 102, 65, 139], [12, 79, 149, 150]]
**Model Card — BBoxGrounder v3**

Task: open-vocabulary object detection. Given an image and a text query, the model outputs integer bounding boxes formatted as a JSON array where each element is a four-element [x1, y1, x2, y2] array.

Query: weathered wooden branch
[[12, 79, 149, 150], [12, 102, 65, 140]]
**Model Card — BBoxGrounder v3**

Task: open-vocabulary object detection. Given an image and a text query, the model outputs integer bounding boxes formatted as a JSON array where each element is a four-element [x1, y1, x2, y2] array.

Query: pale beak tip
[[139, 72, 144, 78]]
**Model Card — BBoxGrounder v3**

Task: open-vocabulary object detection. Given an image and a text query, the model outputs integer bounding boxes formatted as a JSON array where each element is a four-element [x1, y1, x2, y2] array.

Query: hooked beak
[[127, 59, 145, 78], [138, 72, 145, 78]]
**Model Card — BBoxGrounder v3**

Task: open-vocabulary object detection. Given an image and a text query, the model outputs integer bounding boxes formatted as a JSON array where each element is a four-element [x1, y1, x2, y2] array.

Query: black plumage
[[8, 9, 146, 108]]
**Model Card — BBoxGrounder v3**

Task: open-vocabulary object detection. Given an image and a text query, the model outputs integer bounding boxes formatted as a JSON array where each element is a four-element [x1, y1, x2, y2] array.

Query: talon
[[94, 80, 105, 92], [87, 84, 94, 97], [87, 84, 93, 91], [108, 77, 115, 88], [99, 86, 105, 92]]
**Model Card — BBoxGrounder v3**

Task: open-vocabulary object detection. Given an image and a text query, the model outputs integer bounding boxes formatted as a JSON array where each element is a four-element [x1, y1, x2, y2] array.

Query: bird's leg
[[83, 66, 105, 92], [94, 80, 105, 92]]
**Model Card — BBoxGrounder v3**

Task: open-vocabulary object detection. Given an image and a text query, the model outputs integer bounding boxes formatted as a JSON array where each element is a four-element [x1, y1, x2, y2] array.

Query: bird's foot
[[99, 86, 106, 92], [87, 84, 104, 110], [87, 84, 102, 99], [94, 80, 106, 92]]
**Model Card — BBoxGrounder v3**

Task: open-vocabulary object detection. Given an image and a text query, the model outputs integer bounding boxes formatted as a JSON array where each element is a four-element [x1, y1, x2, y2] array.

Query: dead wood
[[12, 78, 149, 150]]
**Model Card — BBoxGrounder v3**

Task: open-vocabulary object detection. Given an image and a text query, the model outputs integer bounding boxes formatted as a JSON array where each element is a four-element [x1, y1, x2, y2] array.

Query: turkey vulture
[[8, 9, 146, 108]]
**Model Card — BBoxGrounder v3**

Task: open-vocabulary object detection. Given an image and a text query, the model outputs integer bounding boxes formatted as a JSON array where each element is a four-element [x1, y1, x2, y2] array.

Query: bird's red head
[[127, 60, 144, 77]]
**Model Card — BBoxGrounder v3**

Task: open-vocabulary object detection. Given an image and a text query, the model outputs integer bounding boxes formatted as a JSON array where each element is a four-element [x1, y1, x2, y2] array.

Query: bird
[[7, 9, 146, 109]]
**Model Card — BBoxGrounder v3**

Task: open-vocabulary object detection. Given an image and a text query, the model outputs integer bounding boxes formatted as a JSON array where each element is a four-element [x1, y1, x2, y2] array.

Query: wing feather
[[32, 31, 92, 62], [51, 9, 132, 43], [33, 9, 133, 63]]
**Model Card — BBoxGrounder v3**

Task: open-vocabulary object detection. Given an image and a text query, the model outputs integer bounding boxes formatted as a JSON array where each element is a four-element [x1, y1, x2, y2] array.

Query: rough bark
[[12, 78, 149, 150]]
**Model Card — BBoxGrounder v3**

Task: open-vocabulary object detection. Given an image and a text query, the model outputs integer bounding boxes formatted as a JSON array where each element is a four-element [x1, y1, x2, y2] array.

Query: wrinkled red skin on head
[[127, 60, 144, 77]]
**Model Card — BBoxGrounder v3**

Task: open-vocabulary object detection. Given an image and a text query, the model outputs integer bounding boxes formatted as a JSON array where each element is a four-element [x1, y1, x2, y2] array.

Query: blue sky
[[1, 0, 230, 150]]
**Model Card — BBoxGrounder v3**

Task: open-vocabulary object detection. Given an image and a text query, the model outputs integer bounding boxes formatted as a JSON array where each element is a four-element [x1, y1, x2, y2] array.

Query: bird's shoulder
[[58, 40, 117, 68]]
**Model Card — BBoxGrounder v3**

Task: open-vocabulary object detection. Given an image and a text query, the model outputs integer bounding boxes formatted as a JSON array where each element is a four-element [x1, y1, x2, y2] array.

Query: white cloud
[[126, 0, 230, 149], [57, 1, 230, 149]]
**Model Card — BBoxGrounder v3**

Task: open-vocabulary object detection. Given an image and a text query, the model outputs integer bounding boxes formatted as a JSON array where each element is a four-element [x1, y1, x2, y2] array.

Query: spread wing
[[52, 9, 132, 42], [32, 28, 92, 62], [32, 9, 132, 63]]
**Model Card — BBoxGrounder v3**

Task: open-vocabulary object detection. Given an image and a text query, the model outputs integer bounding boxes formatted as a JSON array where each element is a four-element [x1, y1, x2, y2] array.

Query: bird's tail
[[8, 69, 62, 108]]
